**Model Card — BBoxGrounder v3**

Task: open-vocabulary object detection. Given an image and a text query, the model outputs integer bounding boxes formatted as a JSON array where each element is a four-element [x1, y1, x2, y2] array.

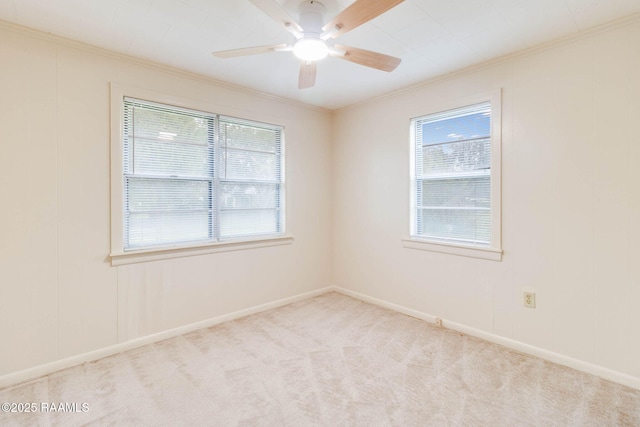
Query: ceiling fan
[[212, 0, 405, 89]]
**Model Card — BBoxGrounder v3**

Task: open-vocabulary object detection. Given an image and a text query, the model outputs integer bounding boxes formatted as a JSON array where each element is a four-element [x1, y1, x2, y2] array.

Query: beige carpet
[[1, 292, 639, 426]]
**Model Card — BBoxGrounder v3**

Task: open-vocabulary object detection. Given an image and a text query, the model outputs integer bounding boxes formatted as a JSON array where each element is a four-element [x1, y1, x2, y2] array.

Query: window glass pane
[[220, 183, 278, 209], [127, 102, 211, 177], [133, 140, 210, 177], [132, 104, 209, 146], [220, 149, 278, 181], [220, 121, 278, 153], [422, 138, 490, 174], [220, 210, 279, 238], [421, 176, 490, 208], [127, 211, 210, 248], [126, 178, 211, 248], [127, 178, 210, 212], [419, 208, 491, 244], [420, 107, 490, 146]]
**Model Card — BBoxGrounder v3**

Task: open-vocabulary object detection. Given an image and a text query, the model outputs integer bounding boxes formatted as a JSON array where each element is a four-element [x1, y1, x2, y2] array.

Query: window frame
[[109, 84, 292, 266], [403, 89, 502, 261]]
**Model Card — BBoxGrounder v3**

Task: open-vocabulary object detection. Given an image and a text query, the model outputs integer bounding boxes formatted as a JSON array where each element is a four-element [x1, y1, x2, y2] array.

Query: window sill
[[402, 238, 502, 261], [110, 235, 294, 266]]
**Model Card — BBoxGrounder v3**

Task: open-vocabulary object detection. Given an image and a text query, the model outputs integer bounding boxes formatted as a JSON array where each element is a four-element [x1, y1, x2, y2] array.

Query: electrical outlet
[[435, 317, 443, 327], [523, 291, 536, 308]]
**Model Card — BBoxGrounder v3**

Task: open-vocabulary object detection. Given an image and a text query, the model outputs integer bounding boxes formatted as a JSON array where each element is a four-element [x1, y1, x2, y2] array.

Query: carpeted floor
[[2, 292, 640, 426]]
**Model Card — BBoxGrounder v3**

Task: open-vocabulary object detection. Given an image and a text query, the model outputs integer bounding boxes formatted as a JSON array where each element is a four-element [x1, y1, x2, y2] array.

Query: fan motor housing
[[298, 1, 326, 35]]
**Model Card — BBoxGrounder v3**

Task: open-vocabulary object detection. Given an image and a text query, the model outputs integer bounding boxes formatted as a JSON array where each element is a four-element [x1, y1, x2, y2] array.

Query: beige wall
[[332, 19, 640, 379], [0, 24, 333, 376]]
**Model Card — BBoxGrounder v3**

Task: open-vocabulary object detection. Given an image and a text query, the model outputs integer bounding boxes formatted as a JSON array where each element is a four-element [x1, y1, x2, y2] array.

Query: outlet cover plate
[[523, 291, 536, 308]]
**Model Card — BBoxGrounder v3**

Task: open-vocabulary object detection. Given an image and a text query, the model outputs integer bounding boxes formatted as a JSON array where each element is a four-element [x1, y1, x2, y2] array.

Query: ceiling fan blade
[[249, 0, 303, 33], [332, 44, 401, 72], [322, 0, 404, 38], [212, 44, 289, 58], [298, 62, 317, 89]]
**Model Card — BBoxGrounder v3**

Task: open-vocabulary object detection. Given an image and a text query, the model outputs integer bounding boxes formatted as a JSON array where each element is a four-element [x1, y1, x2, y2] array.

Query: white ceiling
[[1, 0, 639, 109]]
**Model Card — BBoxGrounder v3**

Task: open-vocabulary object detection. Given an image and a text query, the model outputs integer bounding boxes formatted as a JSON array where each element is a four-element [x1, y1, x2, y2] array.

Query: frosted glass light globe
[[293, 38, 329, 62]]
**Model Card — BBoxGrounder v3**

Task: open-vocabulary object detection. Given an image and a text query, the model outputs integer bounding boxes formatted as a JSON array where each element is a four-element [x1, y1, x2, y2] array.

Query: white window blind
[[123, 98, 283, 251], [412, 102, 492, 246], [218, 116, 282, 239]]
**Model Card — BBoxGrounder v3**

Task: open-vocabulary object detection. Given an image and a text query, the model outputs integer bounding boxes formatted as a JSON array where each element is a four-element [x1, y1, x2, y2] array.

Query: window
[[406, 92, 501, 261], [110, 86, 289, 264]]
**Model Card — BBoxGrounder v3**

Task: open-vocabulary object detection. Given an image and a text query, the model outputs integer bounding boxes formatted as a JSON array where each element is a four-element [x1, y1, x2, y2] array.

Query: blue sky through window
[[422, 111, 490, 146]]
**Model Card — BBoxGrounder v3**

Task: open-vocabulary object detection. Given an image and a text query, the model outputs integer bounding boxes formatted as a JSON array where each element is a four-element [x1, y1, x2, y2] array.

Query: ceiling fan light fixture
[[213, 0, 406, 89], [293, 38, 329, 61]]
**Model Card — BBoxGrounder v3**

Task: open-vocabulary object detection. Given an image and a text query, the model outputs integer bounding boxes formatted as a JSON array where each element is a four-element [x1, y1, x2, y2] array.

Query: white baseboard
[[0, 286, 333, 389], [331, 286, 640, 391]]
